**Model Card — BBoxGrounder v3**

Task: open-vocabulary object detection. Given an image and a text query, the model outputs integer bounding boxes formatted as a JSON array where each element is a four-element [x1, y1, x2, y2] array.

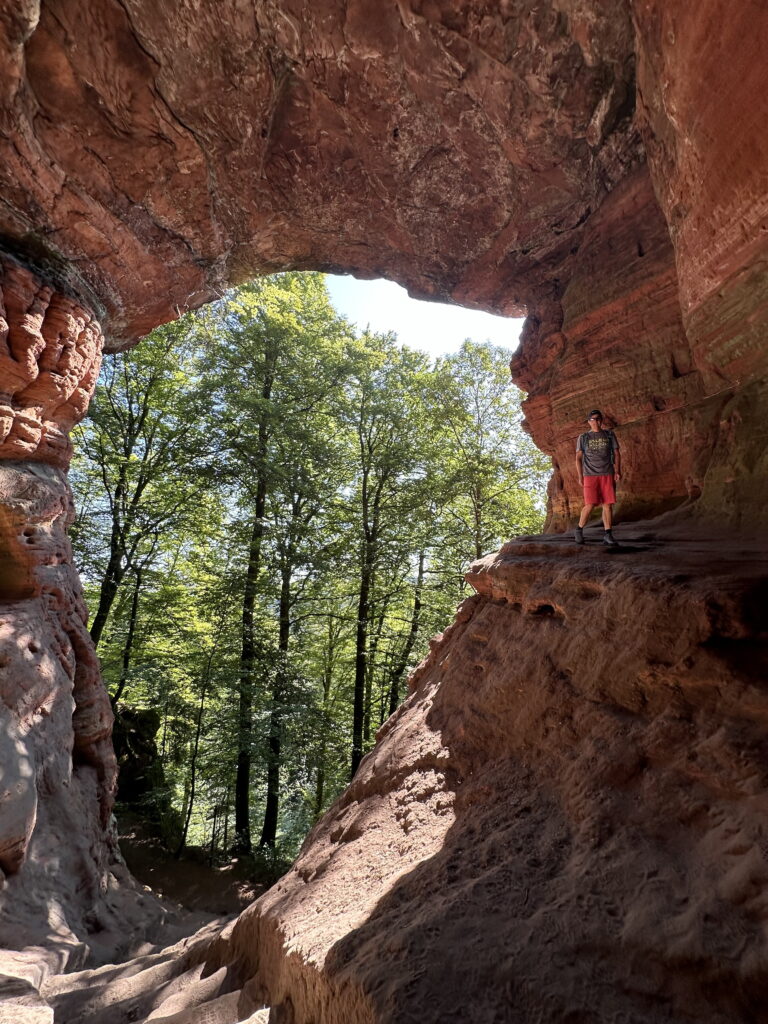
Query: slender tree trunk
[[176, 677, 208, 858], [90, 474, 127, 646], [233, 502, 265, 854], [111, 565, 142, 705], [314, 616, 338, 817], [388, 551, 425, 716], [473, 483, 483, 560], [259, 559, 291, 848], [352, 540, 374, 777], [233, 358, 274, 854], [364, 598, 387, 743]]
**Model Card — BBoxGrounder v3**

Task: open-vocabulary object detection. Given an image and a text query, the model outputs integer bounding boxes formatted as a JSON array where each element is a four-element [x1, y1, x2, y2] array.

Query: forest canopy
[[70, 272, 549, 869]]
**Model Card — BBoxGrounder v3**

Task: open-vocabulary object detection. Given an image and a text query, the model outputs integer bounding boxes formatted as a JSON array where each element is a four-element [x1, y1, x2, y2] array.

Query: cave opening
[[67, 269, 548, 884]]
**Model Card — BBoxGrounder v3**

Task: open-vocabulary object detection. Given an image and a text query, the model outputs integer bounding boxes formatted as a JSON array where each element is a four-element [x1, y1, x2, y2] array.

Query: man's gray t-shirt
[[577, 429, 619, 476]]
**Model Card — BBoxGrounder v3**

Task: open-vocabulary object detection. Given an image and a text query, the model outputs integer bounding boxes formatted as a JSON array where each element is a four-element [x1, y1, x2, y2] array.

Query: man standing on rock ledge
[[574, 410, 621, 546]]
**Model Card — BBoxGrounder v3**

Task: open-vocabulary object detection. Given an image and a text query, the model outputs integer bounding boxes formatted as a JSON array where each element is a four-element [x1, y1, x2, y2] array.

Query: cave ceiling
[[0, 0, 638, 348]]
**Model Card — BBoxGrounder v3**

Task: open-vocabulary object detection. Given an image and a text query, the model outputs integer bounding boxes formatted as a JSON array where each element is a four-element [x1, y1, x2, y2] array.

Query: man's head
[[587, 409, 603, 427]]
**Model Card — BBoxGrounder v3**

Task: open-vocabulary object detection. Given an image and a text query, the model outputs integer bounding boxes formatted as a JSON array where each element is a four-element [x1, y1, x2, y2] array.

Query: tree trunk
[[111, 565, 142, 705], [259, 557, 291, 848], [233, 504, 264, 854], [388, 551, 425, 716], [89, 474, 127, 647], [314, 615, 338, 817], [176, 676, 209, 857], [351, 540, 374, 777], [473, 482, 484, 560], [364, 598, 387, 742], [233, 356, 275, 854]]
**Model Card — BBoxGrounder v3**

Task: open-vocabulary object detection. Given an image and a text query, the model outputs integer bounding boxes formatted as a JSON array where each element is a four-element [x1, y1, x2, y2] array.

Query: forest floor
[[117, 810, 263, 917]]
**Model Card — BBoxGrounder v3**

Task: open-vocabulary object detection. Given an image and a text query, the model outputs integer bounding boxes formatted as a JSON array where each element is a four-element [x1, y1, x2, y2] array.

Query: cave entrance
[[72, 269, 547, 888]]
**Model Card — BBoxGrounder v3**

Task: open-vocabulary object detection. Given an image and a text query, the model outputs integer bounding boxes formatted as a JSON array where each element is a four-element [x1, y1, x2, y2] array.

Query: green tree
[[341, 334, 435, 776], [72, 320, 208, 651], [200, 273, 353, 850], [433, 340, 549, 569]]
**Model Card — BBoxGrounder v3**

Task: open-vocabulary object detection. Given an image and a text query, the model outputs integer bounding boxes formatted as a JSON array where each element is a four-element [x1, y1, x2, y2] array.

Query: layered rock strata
[[0, 0, 638, 345], [0, 258, 158, 968], [204, 529, 768, 1024]]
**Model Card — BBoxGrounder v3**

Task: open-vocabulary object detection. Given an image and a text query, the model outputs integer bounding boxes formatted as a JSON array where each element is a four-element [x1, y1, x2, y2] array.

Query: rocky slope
[[1, 0, 768, 1021], [195, 526, 768, 1023]]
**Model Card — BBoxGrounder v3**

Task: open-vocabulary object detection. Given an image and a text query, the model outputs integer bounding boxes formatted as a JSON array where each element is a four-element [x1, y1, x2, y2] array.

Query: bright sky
[[326, 275, 525, 359]]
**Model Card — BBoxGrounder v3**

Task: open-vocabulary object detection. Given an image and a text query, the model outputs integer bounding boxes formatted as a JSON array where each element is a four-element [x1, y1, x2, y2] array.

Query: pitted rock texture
[[0, 255, 103, 469], [0, 462, 117, 933], [204, 528, 768, 1024], [0, 1, 768, 1017], [0, 259, 134, 968]]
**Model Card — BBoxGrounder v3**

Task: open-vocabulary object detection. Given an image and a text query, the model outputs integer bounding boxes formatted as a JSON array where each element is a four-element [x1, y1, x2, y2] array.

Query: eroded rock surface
[[0, 260, 181, 990], [1, 1, 767, 528], [205, 527, 768, 1023], [0, 0, 637, 344]]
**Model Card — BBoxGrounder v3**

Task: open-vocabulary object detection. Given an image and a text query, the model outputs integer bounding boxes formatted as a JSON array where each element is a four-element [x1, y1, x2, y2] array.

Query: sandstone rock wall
[[204, 531, 768, 1023], [511, 164, 715, 529], [1, 1, 766, 530], [0, 258, 155, 966]]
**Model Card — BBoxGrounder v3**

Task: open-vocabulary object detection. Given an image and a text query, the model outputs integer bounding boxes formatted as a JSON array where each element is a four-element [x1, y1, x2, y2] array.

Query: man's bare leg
[[579, 504, 595, 528], [602, 503, 617, 545]]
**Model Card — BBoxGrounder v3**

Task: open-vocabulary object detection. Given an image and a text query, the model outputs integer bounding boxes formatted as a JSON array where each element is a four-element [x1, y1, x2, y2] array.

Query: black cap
[[587, 409, 603, 420]]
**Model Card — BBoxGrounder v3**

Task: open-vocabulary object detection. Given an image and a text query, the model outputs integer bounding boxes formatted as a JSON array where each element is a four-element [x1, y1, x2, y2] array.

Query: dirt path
[[116, 811, 263, 917]]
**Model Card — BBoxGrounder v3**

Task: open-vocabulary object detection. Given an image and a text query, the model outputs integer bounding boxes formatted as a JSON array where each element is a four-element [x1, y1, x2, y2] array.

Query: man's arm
[[576, 449, 584, 485], [613, 445, 621, 481]]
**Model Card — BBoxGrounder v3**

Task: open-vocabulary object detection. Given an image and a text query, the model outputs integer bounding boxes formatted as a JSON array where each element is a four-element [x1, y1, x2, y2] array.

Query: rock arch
[[1, 0, 768, 1019]]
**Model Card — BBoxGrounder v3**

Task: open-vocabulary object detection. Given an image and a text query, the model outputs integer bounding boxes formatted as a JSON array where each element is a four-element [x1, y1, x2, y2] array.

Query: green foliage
[[70, 274, 548, 865]]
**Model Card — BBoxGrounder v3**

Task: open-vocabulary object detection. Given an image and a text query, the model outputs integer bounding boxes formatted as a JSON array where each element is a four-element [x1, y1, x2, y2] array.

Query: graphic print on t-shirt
[[577, 429, 618, 477]]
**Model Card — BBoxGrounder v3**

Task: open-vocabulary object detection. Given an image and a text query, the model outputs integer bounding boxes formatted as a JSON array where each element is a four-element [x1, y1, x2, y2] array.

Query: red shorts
[[583, 474, 616, 505]]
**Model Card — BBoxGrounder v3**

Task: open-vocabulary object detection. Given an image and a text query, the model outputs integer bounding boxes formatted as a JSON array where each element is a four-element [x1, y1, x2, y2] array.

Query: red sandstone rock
[[0, 0, 636, 345], [511, 165, 715, 530], [0, 261, 125, 965], [0, 255, 103, 469], [0, 1, 765, 530], [203, 528, 768, 1023]]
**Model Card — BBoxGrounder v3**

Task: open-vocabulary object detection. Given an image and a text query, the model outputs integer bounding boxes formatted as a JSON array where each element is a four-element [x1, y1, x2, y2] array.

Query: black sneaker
[[574, 526, 584, 545], [603, 530, 617, 546]]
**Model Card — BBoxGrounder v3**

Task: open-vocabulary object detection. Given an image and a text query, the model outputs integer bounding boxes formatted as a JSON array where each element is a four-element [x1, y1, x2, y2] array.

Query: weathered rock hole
[[530, 604, 556, 617], [28, 642, 40, 653]]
